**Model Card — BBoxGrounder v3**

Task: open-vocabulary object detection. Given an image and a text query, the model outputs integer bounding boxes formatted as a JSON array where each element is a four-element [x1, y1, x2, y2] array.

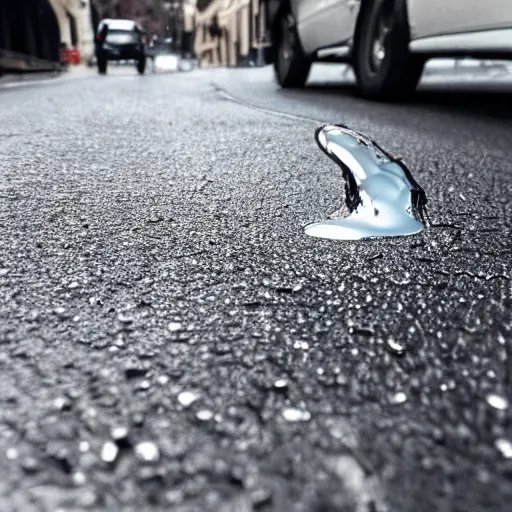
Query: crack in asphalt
[[212, 83, 327, 125]]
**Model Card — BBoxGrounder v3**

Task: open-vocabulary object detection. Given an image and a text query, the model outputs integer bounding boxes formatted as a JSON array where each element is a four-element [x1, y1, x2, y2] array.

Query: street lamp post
[[162, 0, 183, 53]]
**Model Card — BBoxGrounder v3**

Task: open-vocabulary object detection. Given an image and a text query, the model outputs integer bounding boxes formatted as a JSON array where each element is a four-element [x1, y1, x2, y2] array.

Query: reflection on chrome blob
[[305, 124, 427, 241]]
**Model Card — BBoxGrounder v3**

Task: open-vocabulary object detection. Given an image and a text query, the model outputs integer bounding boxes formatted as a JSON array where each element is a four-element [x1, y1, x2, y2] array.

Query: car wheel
[[353, 0, 424, 100], [137, 57, 146, 75], [98, 57, 107, 75], [273, 13, 311, 88]]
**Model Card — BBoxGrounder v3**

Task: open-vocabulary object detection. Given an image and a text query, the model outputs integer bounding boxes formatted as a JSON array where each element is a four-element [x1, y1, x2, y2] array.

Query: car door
[[294, 0, 360, 55], [408, 0, 512, 41]]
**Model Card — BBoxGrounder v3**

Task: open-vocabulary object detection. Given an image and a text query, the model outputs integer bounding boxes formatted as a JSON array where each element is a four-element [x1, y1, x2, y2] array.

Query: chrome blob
[[305, 125, 427, 241]]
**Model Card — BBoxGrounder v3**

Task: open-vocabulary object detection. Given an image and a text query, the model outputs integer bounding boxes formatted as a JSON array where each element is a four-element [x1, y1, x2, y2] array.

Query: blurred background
[[0, 0, 272, 73], [1, 1, 510, 89]]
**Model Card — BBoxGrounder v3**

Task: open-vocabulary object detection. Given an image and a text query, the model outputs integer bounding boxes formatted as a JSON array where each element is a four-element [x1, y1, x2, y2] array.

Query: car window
[[106, 30, 139, 45]]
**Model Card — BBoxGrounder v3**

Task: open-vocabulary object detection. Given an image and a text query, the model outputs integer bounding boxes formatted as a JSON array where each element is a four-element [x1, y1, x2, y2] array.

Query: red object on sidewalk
[[60, 47, 81, 66], [60, 48, 71, 65], [70, 48, 81, 65]]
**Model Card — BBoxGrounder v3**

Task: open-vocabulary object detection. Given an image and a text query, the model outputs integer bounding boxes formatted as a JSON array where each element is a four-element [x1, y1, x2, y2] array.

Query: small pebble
[[100, 441, 119, 463], [168, 322, 183, 332], [196, 409, 214, 421], [386, 338, 405, 356], [134, 441, 160, 463], [137, 380, 151, 390], [21, 456, 40, 473], [54, 396, 71, 411], [118, 312, 133, 324], [495, 438, 512, 459], [178, 391, 199, 407], [6, 447, 18, 460], [486, 393, 509, 411], [79, 441, 90, 453], [274, 379, 288, 390], [111, 426, 129, 441], [390, 392, 407, 405], [132, 412, 145, 426], [157, 375, 169, 385], [72, 471, 87, 486], [282, 408, 311, 422]]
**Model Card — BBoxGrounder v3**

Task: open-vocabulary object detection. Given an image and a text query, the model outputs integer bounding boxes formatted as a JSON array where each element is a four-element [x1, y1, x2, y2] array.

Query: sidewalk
[[0, 64, 96, 89], [307, 58, 512, 87]]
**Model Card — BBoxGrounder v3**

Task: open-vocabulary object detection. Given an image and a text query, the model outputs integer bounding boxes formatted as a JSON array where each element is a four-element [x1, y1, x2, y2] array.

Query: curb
[[0, 65, 96, 90], [0, 71, 61, 86]]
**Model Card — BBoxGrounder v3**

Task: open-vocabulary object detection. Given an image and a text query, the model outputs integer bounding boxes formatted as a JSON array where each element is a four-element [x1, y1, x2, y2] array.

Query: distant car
[[95, 19, 147, 75], [146, 37, 174, 61], [146, 37, 180, 73], [265, 0, 512, 99]]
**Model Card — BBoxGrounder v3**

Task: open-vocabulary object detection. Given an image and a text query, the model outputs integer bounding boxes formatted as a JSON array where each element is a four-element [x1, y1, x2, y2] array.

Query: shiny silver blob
[[305, 125, 427, 241]]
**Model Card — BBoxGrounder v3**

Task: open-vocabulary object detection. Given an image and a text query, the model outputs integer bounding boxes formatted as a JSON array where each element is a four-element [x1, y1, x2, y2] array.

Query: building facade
[[194, 0, 268, 67], [48, 0, 95, 61], [0, 0, 95, 72], [0, 0, 60, 69]]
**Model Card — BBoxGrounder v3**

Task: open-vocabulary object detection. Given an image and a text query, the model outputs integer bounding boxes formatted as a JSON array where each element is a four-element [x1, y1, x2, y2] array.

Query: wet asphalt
[[0, 63, 511, 512]]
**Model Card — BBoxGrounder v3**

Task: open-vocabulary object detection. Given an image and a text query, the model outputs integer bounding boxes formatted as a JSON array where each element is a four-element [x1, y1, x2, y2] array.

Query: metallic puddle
[[305, 124, 427, 241]]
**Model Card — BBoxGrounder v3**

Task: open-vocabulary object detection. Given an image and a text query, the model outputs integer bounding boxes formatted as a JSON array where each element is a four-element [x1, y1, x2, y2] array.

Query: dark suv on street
[[95, 19, 147, 75]]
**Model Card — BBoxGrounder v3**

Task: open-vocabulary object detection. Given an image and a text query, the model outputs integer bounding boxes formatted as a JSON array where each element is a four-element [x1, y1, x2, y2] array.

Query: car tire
[[273, 13, 311, 88], [98, 57, 107, 75], [137, 57, 146, 75], [353, 0, 424, 100]]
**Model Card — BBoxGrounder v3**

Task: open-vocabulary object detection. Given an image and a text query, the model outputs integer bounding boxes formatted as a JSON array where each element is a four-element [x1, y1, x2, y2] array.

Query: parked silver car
[[266, 0, 512, 99]]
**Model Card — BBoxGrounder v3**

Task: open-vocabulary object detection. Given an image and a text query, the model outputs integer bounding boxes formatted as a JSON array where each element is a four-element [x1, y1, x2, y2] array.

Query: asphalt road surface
[[1, 63, 511, 512]]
